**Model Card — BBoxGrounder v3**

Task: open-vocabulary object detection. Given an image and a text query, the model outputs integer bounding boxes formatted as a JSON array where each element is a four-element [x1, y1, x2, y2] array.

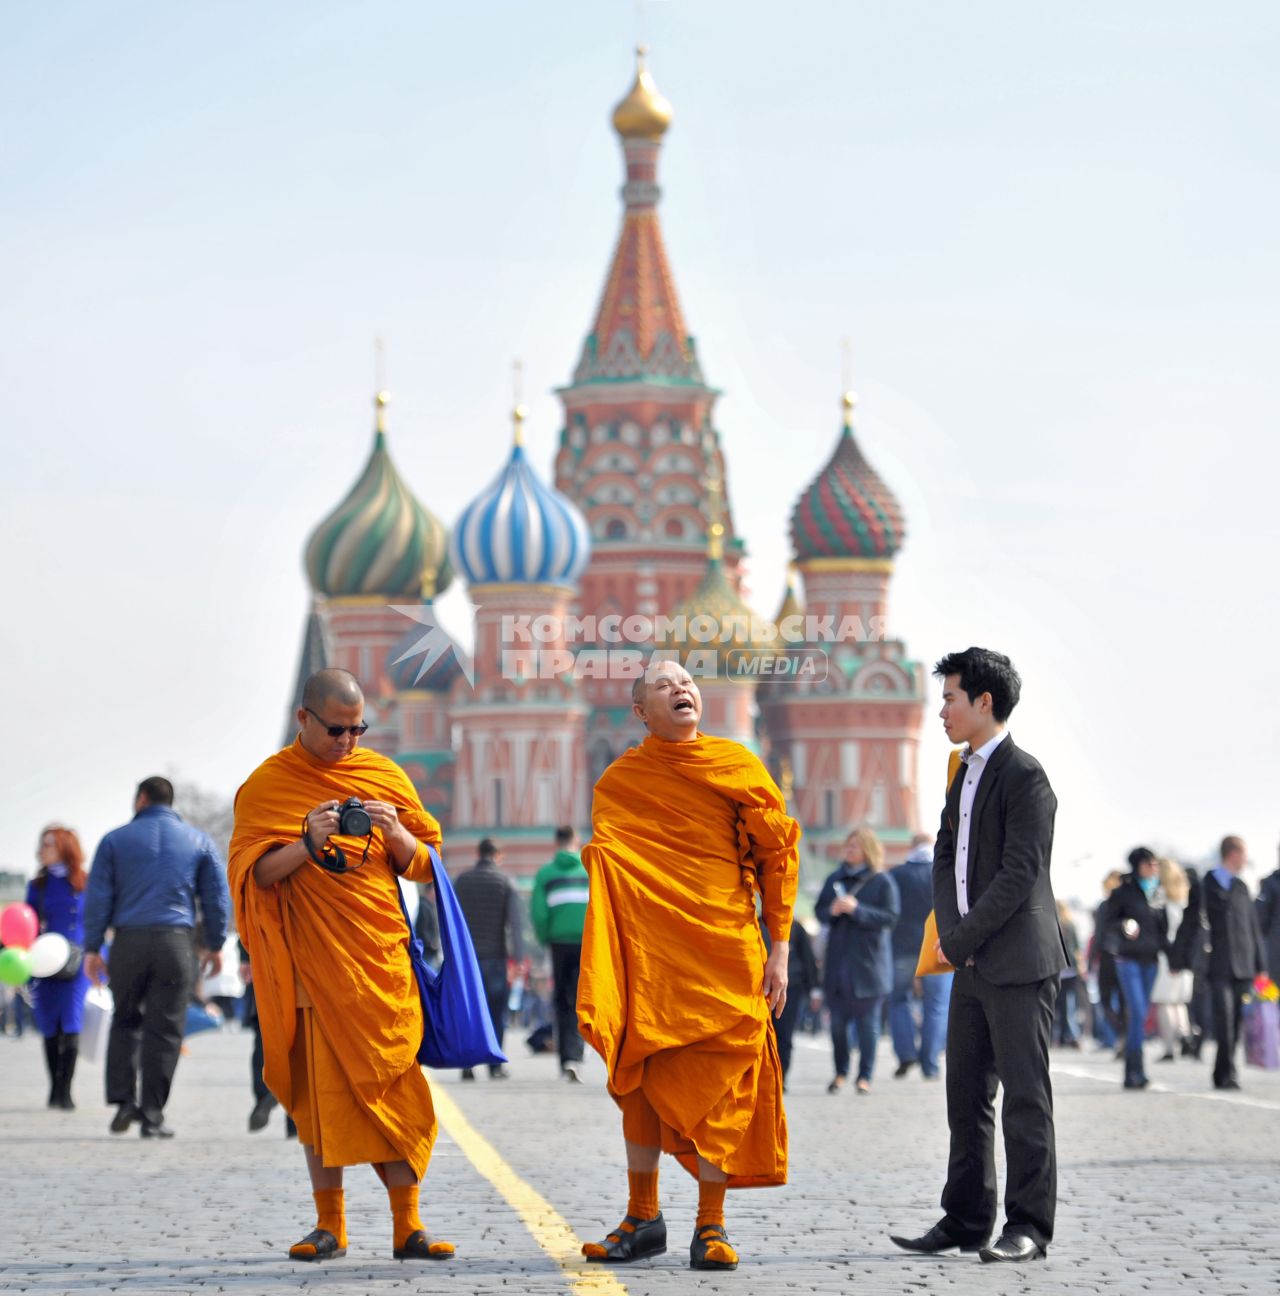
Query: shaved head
[[302, 668, 364, 712]]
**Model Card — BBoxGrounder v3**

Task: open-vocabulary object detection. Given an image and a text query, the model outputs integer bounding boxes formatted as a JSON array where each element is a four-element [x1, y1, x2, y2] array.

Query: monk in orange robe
[[228, 668, 453, 1264], [578, 661, 800, 1272]]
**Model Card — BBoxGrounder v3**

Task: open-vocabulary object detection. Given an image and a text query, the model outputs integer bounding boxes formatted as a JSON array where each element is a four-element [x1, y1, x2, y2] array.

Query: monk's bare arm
[[253, 838, 311, 888], [253, 801, 341, 888], [363, 801, 428, 874]]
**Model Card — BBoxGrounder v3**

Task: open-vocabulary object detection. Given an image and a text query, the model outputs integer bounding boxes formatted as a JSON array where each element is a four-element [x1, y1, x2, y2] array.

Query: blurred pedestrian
[[816, 826, 900, 1094], [1256, 846, 1280, 982], [1100, 847, 1168, 1089], [1053, 901, 1084, 1049], [762, 916, 818, 1085], [83, 776, 229, 1138], [1088, 870, 1126, 1050], [453, 838, 522, 1080], [25, 826, 91, 1109], [1198, 836, 1266, 1090], [1151, 859, 1195, 1061], [530, 827, 589, 1082], [888, 832, 952, 1079]]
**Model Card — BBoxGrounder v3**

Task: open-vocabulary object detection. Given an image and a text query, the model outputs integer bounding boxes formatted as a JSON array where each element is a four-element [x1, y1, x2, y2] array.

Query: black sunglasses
[[305, 707, 369, 738]]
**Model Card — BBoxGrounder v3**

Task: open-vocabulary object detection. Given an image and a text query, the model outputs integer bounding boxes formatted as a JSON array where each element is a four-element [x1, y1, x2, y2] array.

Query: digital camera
[[337, 797, 372, 837]]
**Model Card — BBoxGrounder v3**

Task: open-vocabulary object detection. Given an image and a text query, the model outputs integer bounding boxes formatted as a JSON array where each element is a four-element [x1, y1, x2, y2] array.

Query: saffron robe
[[228, 738, 439, 1177], [578, 733, 801, 1187]]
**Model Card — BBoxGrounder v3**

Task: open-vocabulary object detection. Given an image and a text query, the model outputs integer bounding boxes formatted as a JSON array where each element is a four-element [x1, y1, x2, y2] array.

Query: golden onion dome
[[612, 46, 674, 141]]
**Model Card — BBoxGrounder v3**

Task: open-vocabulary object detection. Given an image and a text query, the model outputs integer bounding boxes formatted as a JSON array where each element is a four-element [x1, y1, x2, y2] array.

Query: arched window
[[605, 518, 628, 540], [664, 518, 685, 539]]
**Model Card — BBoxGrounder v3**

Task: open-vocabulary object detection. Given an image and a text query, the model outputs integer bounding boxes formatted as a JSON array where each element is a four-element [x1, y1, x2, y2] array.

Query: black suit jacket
[[1203, 871, 1265, 981], [932, 735, 1068, 986]]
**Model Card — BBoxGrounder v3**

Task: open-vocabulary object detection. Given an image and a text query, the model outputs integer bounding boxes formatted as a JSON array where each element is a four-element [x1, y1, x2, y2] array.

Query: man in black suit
[[891, 647, 1067, 1265], [1200, 835, 1265, 1089]]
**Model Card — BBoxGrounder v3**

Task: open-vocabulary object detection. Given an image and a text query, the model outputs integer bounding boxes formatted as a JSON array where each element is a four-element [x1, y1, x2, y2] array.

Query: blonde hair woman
[[1150, 858, 1194, 1060], [815, 826, 900, 1094]]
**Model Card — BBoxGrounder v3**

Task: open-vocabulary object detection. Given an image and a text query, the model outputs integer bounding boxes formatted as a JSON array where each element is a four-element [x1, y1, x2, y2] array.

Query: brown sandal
[[288, 1228, 346, 1262], [393, 1229, 455, 1260]]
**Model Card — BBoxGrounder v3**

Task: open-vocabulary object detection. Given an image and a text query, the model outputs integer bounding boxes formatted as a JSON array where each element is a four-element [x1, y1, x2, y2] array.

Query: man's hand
[[304, 801, 341, 847], [762, 941, 789, 1018], [830, 894, 858, 917], [198, 948, 222, 978], [84, 952, 107, 986], [936, 939, 974, 969], [238, 961, 253, 986], [363, 801, 418, 870]]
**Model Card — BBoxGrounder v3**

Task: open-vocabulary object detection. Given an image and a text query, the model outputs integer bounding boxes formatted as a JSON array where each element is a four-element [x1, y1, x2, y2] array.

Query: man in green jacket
[[531, 827, 590, 1082]]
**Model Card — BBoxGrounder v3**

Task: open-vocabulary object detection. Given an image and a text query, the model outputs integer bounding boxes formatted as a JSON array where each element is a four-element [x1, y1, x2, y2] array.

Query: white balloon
[[27, 932, 71, 978]]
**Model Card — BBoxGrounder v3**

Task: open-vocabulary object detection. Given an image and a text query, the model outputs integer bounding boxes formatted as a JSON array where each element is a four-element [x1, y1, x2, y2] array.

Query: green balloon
[[0, 947, 32, 986]]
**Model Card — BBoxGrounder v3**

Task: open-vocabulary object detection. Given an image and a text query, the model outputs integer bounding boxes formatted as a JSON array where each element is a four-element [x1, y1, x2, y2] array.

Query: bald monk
[[228, 668, 453, 1264], [578, 661, 800, 1271]]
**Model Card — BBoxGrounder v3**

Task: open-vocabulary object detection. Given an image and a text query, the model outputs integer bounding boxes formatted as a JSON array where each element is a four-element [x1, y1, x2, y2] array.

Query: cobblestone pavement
[[2, 1023, 1278, 1295]]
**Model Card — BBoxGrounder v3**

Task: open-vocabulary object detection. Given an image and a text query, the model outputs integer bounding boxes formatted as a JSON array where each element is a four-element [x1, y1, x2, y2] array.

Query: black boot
[[1123, 1049, 1148, 1089], [44, 1035, 60, 1107], [57, 1034, 79, 1109]]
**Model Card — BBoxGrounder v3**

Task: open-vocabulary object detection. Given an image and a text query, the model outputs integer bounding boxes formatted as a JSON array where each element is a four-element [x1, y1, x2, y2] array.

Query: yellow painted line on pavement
[[433, 1085, 630, 1296]]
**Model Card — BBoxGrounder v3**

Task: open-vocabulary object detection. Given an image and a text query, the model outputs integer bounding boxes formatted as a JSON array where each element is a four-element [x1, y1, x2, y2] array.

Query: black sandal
[[288, 1228, 346, 1262], [393, 1229, 455, 1260], [690, 1223, 739, 1271], [583, 1213, 667, 1263]]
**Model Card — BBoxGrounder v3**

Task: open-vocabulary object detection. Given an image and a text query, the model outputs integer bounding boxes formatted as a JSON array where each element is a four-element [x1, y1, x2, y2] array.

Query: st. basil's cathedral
[[294, 51, 927, 884]]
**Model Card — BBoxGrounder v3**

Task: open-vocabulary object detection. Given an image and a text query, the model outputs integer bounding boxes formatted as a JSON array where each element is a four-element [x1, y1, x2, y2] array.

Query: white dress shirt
[[955, 729, 1008, 916]]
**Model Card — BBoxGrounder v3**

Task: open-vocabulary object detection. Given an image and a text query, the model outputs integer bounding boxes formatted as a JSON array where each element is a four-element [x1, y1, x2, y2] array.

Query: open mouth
[[673, 697, 695, 714]]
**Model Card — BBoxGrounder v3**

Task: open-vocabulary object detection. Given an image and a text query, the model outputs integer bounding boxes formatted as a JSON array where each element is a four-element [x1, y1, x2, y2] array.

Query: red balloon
[[0, 903, 39, 950]]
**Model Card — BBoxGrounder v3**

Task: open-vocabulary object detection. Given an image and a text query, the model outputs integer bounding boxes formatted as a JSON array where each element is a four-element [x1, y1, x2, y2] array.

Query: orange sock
[[696, 1179, 727, 1230], [388, 1183, 455, 1255], [287, 1187, 346, 1256], [627, 1169, 660, 1220]]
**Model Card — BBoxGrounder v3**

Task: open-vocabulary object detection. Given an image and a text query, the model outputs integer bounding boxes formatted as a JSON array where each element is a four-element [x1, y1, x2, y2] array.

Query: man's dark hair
[[136, 776, 175, 807], [932, 647, 1022, 723], [555, 826, 576, 847], [1128, 846, 1157, 871], [1220, 835, 1245, 861], [478, 838, 498, 859]]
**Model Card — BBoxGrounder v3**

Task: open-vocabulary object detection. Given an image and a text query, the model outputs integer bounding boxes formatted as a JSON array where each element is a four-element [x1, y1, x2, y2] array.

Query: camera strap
[[301, 818, 373, 874]]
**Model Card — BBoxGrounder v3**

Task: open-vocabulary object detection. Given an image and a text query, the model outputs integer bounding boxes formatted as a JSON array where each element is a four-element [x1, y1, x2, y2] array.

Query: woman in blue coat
[[25, 826, 91, 1109], [816, 827, 901, 1094]]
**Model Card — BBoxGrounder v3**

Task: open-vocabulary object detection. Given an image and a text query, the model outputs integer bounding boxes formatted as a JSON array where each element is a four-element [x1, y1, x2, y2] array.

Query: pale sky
[[3, 1, 1277, 902]]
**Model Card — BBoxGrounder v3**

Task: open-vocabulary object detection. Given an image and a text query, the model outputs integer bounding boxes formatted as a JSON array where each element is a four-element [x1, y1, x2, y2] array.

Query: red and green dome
[[790, 396, 904, 562]]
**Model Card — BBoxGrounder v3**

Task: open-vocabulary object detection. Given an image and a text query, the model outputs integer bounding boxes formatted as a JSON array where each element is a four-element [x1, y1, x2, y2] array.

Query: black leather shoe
[[890, 1223, 987, 1254], [109, 1103, 140, 1134], [140, 1120, 175, 1139], [583, 1213, 667, 1263], [979, 1233, 1046, 1263], [1214, 1078, 1242, 1090], [894, 1060, 916, 1079], [248, 1094, 277, 1131]]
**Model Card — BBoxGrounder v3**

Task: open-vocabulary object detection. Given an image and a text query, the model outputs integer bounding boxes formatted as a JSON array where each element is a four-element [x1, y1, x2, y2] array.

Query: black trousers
[[550, 942, 584, 1066], [1209, 976, 1250, 1086], [105, 926, 196, 1125], [478, 957, 508, 1074], [941, 966, 1059, 1250], [771, 986, 802, 1078]]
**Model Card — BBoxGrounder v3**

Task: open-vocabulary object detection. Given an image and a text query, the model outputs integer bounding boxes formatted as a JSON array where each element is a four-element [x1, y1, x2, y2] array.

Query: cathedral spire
[[572, 49, 702, 386]]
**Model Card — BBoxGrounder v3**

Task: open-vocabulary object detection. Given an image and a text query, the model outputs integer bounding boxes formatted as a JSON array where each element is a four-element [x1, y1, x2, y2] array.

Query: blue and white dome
[[450, 413, 591, 588]]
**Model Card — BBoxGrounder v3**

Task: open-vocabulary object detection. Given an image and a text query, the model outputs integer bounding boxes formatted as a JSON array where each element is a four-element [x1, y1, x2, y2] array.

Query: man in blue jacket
[[531, 827, 589, 1081], [83, 776, 229, 1138]]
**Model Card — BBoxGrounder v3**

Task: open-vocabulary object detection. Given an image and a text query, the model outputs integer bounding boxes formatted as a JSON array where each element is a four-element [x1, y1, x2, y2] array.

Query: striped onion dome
[[305, 393, 452, 599], [386, 605, 466, 693], [790, 392, 905, 562], [450, 407, 591, 588]]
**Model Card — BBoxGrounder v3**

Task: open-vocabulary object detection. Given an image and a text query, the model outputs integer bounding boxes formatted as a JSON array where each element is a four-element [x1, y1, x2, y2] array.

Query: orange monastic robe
[[228, 738, 440, 1177], [578, 733, 801, 1187]]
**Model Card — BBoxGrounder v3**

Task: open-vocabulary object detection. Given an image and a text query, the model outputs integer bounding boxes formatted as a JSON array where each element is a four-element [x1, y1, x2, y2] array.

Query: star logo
[[389, 604, 474, 688]]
